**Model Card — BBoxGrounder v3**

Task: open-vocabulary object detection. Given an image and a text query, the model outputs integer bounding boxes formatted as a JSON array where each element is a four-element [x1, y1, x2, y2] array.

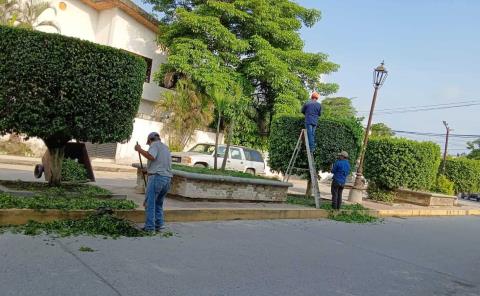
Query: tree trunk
[[306, 179, 312, 197], [221, 119, 235, 171], [48, 146, 65, 187], [214, 111, 221, 170]]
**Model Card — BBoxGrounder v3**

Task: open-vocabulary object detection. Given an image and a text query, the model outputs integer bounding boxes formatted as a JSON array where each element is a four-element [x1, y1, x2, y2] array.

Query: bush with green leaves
[[61, 158, 88, 182], [444, 158, 480, 193], [0, 26, 146, 185], [268, 115, 363, 174], [431, 174, 455, 196], [367, 182, 396, 203], [364, 138, 441, 191]]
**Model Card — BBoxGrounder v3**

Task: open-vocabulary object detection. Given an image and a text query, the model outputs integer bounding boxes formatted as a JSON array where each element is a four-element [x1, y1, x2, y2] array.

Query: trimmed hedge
[[444, 158, 480, 193], [0, 26, 146, 144], [268, 115, 363, 174], [364, 138, 441, 191]]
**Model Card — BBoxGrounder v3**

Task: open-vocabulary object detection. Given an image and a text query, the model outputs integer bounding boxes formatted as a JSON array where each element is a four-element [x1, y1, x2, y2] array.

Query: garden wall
[[169, 171, 291, 202]]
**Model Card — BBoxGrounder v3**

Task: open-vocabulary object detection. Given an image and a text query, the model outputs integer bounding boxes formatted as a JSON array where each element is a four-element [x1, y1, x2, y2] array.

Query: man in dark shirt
[[331, 151, 351, 210], [301, 92, 322, 153]]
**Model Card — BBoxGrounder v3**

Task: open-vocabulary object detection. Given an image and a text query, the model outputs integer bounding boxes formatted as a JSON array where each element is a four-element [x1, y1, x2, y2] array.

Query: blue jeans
[[145, 175, 171, 230], [305, 124, 317, 152]]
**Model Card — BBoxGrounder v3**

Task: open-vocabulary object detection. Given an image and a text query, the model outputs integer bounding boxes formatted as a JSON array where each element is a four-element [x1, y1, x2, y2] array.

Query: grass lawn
[[0, 180, 135, 210], [0, 180, 110, 196], [172, 164, 278, 181]]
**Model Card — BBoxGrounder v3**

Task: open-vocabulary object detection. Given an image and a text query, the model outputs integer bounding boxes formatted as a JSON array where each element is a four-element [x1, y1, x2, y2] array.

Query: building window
[[143, 56, 153, 83]]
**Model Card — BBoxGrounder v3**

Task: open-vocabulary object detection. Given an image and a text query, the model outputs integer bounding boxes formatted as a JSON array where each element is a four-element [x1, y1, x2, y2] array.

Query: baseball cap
[[338, 151, 349, 158], [147, 132, 160, 144]]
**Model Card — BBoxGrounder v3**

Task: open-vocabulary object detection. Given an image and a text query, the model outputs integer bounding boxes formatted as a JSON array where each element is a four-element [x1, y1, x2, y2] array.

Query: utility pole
[[442, 121, 452, 173]]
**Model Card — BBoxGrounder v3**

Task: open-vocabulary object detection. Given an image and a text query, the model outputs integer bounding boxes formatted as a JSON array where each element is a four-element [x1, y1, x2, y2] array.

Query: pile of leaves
[[286, 195, 379, 224], [61, 158, 88, 182], [0, 193, 136, 210], [5, 213, 155, 238]]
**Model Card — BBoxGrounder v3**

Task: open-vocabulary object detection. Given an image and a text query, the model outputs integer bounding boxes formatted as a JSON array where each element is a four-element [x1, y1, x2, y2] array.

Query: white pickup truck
[[171, 143, 266, 175]]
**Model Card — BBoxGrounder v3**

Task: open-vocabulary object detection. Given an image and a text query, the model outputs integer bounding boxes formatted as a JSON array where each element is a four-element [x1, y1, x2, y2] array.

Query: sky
[[135, 0, 480, 154]]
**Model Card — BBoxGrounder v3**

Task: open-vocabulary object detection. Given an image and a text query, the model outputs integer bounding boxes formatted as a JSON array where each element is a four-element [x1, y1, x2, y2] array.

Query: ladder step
[[292, 167, 309, 171]]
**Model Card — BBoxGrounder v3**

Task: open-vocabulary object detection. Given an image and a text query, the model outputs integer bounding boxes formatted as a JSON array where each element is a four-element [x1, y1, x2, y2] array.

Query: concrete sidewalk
[[0, 154, 136, 173]]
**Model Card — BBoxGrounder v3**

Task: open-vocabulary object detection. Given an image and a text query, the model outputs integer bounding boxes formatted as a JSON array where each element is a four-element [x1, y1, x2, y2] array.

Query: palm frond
[[36, 20, 60, 33]]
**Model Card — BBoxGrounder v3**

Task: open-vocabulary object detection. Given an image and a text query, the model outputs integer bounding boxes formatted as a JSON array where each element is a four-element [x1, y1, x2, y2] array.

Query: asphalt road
[[1, 217, 480, 296]]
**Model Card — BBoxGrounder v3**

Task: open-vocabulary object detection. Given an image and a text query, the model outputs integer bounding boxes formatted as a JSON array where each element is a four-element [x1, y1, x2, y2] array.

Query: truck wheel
[[246, 168, 255, 175], [34, 164, 44, 179], [194, 163, 207, 168]]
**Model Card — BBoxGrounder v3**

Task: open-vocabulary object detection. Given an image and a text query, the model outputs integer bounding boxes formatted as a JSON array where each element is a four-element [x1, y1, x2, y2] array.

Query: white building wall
[[115, 119, 224, 165], [37, 0, 98, 41]]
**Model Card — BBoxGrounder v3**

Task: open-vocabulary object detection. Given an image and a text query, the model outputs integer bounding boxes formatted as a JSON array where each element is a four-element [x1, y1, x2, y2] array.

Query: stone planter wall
[[394, 189, 457, 206], [170, 171, 291, 202]]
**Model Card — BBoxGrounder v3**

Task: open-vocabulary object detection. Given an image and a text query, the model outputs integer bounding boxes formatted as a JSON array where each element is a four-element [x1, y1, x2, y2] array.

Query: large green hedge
[[268, 115, 363, 174], [0, 26, 146, 184], [364, 138, 441, 191], [444, 158, 480, 193]]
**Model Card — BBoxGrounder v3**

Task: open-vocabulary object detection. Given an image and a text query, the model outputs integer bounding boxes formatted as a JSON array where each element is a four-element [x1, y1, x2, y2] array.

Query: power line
[[392, 130, 480, 138], [362, 102, 480, 115], [358, 99, 480, 113]]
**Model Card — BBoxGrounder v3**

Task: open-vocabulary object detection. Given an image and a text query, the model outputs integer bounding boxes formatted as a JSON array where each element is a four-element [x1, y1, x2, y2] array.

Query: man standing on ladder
[[301, 91, 322, 153]]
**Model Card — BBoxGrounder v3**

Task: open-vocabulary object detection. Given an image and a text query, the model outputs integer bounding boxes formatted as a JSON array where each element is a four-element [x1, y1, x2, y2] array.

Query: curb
[[1, 207, 479, 226], [0, 208, 331, 226]]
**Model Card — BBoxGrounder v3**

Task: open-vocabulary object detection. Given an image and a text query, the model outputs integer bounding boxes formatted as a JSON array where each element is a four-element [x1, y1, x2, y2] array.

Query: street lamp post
[[348, 62, 388, 203]]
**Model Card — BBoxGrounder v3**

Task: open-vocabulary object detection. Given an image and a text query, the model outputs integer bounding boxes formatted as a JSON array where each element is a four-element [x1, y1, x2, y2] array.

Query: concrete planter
[[169, 170, 292, 202], [394, 189, 457, 207]]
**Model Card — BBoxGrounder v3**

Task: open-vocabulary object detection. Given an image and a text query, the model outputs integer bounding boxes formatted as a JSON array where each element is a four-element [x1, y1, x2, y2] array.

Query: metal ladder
[[283, 129, 321, 208]]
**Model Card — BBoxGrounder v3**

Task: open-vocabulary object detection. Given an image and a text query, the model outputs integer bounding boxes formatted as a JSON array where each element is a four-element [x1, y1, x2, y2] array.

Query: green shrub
[[367, 182, 396, 203], [444, 158, 480, 193], [268, 115, 363, 174], [364, 138, 441, 191], [61, 158, 88, 182], [431, 174, 455, 196], [0, 26, 146, 185]]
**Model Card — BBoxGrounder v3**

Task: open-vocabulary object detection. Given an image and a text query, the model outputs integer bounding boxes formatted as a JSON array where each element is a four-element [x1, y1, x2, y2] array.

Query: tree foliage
[[466, 138, 480, 160], [364, 138, 441, 191], [269, 115, 363, 174], [444, 157, 480, 194], [147, 0, 339, 142], [321, 97, 357, 120], [0, 26, 146, 185], [0, 0, 60, 32], [156, 79, 214, 152], [371, 123, 395, 138]]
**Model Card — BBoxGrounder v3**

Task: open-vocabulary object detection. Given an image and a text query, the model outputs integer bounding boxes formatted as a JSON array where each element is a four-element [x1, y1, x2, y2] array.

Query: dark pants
[[305, 124, 317, 152], [331, 181, 344, 210]]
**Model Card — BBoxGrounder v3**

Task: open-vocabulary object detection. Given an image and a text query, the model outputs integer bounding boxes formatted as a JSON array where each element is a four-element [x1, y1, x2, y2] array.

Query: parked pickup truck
[[171, 143, 266, 175]]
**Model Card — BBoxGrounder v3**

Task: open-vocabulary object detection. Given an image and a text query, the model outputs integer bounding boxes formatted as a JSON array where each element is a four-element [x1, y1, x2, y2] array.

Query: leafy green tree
[[321, 97, 357, 120], [147, 0, 339, 143], [156, 79, 214, 152], [16, 0, 60, 32], [371, 123, 395, 138], [211, 88, 233, 170], [0, 27, 146, 185], [1, 0, 59, 32], [0, 0, 19, 26], [467, 138, 480, 160]]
